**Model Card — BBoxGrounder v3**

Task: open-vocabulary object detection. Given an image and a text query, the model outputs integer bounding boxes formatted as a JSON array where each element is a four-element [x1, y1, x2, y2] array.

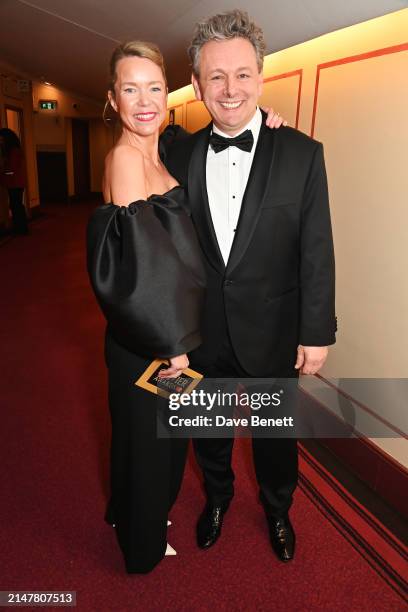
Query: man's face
[[192, 37, 263, 136]]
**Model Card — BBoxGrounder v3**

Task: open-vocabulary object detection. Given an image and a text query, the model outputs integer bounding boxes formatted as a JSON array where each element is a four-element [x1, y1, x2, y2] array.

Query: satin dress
[[87, 186, 205, 573]]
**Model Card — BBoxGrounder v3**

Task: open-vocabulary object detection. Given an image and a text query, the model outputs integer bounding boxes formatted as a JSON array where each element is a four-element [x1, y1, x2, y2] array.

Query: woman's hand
[[262, 107, 288, 128], [158, 353, 189, 379]]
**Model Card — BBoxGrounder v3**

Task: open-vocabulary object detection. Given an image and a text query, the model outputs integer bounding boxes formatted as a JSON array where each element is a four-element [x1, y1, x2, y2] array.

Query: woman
[[87, 41, 206, 573], [87, 40, 285, 574], [0, 128, 29, 235]]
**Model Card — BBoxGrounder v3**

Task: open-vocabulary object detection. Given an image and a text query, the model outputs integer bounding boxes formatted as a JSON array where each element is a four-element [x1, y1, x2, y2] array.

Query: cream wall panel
[[314, 49, 408, 378], [167, 84, 194, 128], [262, 10, 408, 135], [185, 100, 211, 133], [258, 72, 301, 128]]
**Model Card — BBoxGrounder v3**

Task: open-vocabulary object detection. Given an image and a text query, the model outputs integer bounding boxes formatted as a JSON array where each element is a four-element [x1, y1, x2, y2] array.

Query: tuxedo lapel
[[226, 121, 276, 275], [188, 123, 225, 273]]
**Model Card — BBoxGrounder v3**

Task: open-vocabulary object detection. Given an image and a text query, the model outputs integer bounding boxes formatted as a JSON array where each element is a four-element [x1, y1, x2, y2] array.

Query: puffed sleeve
[[86, 198, 205, 358]]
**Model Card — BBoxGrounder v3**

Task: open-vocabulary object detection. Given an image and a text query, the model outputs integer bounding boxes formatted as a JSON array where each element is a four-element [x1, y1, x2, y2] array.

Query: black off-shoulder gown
[[86, 187, 205, 573]]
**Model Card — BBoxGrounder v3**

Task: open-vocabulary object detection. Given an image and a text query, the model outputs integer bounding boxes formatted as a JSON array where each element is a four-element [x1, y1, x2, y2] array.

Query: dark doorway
[[72, 119, 91, 198], [37, 152, 68, 203]]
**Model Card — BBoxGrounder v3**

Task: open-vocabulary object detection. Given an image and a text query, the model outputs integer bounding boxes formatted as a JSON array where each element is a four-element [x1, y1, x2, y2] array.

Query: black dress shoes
[[197, 505, 226, 549], [267, 515, 295, 562]]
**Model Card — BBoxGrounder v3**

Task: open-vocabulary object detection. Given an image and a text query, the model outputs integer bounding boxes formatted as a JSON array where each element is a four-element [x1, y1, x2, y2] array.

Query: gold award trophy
[[135, 359, 203, 398]]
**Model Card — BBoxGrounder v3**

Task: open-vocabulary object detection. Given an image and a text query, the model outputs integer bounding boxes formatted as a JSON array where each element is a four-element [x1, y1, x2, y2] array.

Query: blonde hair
[[103, 40, 167, 123], [188, 10, 266, 76]]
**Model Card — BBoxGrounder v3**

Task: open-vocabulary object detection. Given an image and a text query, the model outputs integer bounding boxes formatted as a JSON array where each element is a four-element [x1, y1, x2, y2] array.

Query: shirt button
[[232, 195, 236, 199]]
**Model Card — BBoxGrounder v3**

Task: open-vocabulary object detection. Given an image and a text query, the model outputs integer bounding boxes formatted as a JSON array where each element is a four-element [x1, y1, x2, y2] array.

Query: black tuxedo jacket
[[163, 114, 336, 376]]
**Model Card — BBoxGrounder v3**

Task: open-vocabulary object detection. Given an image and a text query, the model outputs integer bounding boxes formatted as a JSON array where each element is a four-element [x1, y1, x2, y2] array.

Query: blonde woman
[[87, 41, 206, 573]]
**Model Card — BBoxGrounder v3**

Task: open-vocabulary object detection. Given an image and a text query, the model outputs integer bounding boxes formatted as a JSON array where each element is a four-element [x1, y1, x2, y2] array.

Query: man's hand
[[262, 107, 288, 128], [158, 353, 189, 379], [295, 345, 328, 375]]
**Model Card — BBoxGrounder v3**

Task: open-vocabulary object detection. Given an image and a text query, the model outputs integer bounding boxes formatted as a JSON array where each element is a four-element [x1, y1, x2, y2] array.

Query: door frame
[[5, 105, 29, 211]]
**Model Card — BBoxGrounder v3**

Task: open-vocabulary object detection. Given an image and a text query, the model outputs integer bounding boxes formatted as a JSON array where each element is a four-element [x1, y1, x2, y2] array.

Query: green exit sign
[[39, 100, 57, 110]]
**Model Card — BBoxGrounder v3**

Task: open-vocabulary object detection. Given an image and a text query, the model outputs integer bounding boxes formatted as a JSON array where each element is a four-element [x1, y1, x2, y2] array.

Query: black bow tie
[[209, 129, 254, 153]]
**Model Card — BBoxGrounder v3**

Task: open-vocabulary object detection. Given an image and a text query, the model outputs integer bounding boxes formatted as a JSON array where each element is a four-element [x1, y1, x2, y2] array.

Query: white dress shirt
[[206, 107, 262, 265]]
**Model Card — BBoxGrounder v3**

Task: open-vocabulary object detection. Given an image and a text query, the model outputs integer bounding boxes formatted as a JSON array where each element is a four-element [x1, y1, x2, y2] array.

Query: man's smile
[[218, 101, 244, 109]]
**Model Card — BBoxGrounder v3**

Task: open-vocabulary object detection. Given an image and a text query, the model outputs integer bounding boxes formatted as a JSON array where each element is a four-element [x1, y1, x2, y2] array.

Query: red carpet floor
[[0, 203, 406, 611]]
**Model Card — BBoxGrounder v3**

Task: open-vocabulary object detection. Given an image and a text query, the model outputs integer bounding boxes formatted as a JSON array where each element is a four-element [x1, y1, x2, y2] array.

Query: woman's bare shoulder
[[104, 145, 147, 205], [105, 144, 144, 169]]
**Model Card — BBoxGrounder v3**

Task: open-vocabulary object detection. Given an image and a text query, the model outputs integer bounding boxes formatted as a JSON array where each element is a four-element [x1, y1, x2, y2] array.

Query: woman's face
[[109, 56, 167, 137]]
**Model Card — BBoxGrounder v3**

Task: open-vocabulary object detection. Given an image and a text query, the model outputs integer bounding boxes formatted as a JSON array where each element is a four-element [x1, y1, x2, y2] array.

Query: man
[[164, 9, 336, 562]]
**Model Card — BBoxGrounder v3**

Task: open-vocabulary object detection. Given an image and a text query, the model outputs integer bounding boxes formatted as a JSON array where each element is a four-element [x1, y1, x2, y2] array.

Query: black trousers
[[191, 335, 298, 519], [8, 188, 28, 234], [105, 331, 188, 573]]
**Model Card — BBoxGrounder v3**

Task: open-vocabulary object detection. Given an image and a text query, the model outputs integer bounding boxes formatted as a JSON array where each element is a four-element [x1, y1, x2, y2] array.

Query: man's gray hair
[[188, 9, 266, 76]]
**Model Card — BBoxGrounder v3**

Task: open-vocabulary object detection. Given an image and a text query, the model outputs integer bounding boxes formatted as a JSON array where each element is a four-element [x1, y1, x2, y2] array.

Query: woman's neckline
[[104, 184, 182, 207], [147, 184, 181, 200]]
